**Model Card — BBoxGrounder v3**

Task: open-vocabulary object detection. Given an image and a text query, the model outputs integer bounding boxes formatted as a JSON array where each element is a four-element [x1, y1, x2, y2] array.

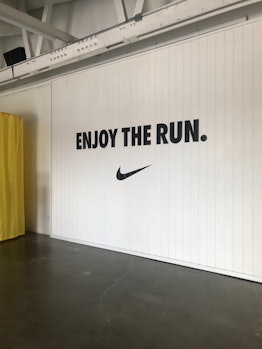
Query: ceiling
[[0, 0, 73, 37]]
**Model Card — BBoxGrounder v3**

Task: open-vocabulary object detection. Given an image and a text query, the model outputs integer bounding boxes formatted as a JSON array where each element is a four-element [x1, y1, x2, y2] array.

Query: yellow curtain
[[0, 112, 25, 241]]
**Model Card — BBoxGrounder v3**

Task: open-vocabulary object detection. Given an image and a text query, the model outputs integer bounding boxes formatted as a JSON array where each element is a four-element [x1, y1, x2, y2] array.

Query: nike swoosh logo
[[116, 165, 151, 180]]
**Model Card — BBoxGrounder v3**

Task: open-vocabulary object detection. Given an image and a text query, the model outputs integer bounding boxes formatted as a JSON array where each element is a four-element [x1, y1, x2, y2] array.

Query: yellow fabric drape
[[0, 112, 25, 241]]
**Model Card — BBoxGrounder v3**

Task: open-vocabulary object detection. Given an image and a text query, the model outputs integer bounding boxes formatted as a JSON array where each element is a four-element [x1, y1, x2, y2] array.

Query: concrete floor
[[0, 232, 261, 349]]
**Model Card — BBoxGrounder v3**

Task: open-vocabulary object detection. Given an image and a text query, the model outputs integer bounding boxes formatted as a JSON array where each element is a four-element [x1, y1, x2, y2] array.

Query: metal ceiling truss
[[0, 0, 76, 42], [114, 0, 128, 23], [18, 0, 33, 58], [35, 0, 54, 56], [134, 0, 145, 16], [0, 0, 261, 85]]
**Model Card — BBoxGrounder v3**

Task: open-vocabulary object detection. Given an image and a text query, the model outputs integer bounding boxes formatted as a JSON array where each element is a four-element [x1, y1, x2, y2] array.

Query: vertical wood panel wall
[[52, 19, 262, 282]]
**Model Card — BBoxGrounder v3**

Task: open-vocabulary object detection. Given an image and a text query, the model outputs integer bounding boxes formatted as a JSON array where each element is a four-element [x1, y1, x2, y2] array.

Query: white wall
[[51, 18, 262, 282], [0, 83, 51, 235], [0, 12, 262, 282]]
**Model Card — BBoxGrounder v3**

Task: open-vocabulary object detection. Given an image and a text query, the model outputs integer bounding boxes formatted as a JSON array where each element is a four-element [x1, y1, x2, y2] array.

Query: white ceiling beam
[[0, 2, 76, 42], [114, 0, 127, 23], [0, 0, 17, 7], [134, 0, 145, 16], [0, 0, 260, 86], [26, 0, 72, 11], [35, 0, 53, 56], [18, 0, 33, 59]]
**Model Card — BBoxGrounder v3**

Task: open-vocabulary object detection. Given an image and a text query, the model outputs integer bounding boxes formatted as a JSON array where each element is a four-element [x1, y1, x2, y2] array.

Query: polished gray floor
[[0, 232, 261, 349]]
